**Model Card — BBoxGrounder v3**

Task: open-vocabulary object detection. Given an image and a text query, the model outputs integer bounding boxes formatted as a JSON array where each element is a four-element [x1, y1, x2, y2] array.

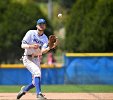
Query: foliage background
[[0, 0, 113, 63], [0, 0, 53, 63], [65, 0, 113, 53]]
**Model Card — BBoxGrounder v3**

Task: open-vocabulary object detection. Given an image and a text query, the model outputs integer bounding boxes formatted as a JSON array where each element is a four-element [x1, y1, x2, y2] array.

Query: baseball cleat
[[37, 93, 47, 100], [17, 86, 26, 99]]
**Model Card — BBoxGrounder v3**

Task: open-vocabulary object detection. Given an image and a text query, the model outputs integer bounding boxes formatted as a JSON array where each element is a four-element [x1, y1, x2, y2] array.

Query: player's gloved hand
[[51, 38, 58, 49], [29, 44, 39, 49], [48, 35, 58, 49]]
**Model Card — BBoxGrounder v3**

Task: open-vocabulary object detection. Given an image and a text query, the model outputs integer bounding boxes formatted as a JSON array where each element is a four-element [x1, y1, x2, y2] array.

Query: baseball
[[58, 13, 62, 18]]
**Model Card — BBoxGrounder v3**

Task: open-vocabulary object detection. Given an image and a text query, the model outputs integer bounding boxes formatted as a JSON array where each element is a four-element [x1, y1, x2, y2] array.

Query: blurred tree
[[65, 0, 113, 52], [33, 0, 47, 3], [0, 1, 53, 63], [0, 0, 10, 22], [0, 0, 11, 63], [58, 0, 76, 10]]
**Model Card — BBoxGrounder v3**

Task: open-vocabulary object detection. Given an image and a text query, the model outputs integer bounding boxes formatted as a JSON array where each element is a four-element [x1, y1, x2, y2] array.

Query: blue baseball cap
[[37, 18, 46, 24]]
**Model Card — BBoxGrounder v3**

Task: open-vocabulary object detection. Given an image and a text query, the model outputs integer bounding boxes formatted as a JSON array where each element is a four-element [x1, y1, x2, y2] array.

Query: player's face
[[37, 23, 46, 31]]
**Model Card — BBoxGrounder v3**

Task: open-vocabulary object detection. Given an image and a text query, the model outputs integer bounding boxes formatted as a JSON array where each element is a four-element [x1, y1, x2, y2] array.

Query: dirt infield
[[0, 93, 113, 100]]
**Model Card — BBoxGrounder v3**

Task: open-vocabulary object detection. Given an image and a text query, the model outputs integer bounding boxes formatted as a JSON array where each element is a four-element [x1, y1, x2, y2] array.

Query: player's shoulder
[[43, 34, 48, 38], [27, 30, 35, 33], [26, 30, 36, 35], [43, 34, 48, 40]]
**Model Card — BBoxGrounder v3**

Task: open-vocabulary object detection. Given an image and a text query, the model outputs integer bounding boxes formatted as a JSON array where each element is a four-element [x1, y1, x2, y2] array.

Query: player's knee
[[34, 72, 41, 77]]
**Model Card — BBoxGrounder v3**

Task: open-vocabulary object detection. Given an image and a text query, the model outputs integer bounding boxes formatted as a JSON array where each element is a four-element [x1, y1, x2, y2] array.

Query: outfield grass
[[0, 85, 113, 93]]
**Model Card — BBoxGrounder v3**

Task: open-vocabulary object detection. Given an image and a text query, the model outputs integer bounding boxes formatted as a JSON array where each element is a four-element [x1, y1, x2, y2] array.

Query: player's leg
[[20, 56, 46, 99], [34, 77, 41, 94], [17, 86, 26, 99], [24, 82, 35, 91], [33, 76, 46, 99], [17, 82, 35, 99], [31, 59, 46, 99], [25, 60, 41, 94], [17, 57, 35, 99]]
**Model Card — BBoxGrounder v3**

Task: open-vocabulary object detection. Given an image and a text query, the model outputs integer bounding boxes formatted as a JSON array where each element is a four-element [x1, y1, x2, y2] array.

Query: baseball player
[[17, 18, 57, 100]]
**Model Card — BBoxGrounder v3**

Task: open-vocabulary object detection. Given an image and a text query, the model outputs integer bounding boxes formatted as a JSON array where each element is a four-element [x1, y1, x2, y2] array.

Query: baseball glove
[[48, 35, 58, 49]]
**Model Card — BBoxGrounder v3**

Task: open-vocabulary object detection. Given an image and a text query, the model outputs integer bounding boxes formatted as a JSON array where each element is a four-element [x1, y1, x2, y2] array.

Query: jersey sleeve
[[22, 30, 31, 44]]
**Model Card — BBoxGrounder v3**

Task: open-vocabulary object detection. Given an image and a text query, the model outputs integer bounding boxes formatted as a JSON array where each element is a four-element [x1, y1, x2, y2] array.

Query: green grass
[[0, 85, 113, 93]]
